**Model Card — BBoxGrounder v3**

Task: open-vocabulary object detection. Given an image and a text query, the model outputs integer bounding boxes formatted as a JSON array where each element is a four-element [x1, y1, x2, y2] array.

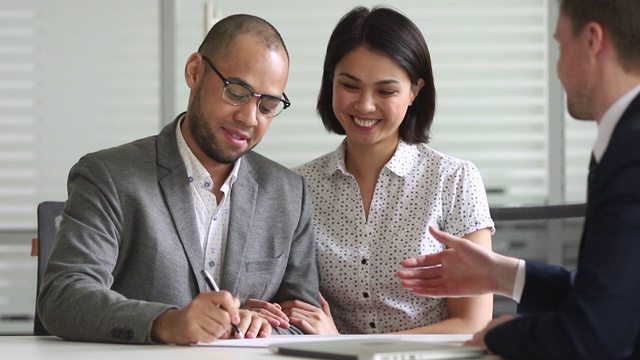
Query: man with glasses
[[37, 14, 320, 345]]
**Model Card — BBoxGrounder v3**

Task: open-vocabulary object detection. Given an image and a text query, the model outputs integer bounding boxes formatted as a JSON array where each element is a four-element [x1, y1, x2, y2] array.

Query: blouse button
[[361, 258, 367, 265], [362, 292, 369, 298], [369, 322, 376, 328]]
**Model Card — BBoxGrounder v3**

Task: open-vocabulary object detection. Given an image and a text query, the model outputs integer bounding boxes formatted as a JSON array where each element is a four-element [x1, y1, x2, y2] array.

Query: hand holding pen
[[201, 270, 244, 338]]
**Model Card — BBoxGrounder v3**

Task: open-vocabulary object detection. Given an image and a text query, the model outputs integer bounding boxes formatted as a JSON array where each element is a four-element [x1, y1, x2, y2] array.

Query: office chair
[[489, 203, 587, 316], [32, 201, 65, 336]]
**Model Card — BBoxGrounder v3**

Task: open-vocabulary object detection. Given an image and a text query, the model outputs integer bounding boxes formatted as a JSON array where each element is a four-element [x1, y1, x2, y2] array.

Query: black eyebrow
[[337, 72, 400, 86]]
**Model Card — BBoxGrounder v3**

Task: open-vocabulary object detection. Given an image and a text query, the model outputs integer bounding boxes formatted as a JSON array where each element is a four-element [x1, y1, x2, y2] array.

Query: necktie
[[589, 152, 597, 172], [588, 152, 597, 189]]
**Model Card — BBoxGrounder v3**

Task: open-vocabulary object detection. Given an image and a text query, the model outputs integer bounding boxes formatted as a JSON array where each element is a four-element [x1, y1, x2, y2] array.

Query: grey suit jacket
[[37, 117, 320, 343]]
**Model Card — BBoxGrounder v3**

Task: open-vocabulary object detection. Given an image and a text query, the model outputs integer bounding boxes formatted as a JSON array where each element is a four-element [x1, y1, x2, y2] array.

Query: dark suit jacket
[[37, 117, 320, 343], [486, 93, 640, 359]]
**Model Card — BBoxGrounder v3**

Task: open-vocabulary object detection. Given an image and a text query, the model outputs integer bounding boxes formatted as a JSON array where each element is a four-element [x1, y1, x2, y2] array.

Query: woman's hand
[[244, 298, 290, 329], [279, 293, 340, 335]]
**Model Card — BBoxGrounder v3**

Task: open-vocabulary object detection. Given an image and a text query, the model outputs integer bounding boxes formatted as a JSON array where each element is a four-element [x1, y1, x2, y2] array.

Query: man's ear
[[586, 21, 605, 57], [185, 52, 204, 90]]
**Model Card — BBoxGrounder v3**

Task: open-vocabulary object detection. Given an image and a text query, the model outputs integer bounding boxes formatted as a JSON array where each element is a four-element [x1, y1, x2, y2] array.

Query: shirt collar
[[593, 83, 640, 162], [325, 140, 348, 177], [176, 115, 241, 192], [325, 139, 417, 177]]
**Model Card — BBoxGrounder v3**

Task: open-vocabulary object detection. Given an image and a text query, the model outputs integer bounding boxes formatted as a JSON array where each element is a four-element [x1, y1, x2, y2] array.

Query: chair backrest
[[489, 203, 587, 317], [33, 201, 65, 336]]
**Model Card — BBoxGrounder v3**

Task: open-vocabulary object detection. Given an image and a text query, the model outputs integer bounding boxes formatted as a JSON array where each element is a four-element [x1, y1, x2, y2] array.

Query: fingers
[[397, 264, 443, 280], [463, 332, 487, 348], [244, 298, 289, 328], [285, 306, 321, 335], [398, 278, 450, 298], [400, 227, 465, 268], [197, 291, 241, 338], [428, 226, 465, 247], [463, 314, 515, 348], [282, 300, 340, 335], [287, 317, 316, 334], [205, 291, 240, 325], [319, 293, 332, 317], [280, 299, 317, 312], [237, 310, 272, 339], [153, 291, 241, 345]]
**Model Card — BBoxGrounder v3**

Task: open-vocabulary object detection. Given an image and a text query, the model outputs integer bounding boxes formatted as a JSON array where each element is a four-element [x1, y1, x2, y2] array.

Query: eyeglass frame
[[200, 54, 291, 118]]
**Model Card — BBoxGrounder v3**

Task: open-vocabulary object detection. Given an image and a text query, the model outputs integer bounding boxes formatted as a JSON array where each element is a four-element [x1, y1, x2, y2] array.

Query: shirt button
[[369, 322, 376, 328], [361, 258, 367, 265], [208, 260, 215, 267], [362, 292, 369, 298]]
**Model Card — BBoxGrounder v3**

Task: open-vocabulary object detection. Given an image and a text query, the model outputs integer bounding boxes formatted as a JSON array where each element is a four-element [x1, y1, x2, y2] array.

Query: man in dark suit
[[397, 1, 640, 358], [38, 14, 320, 345]]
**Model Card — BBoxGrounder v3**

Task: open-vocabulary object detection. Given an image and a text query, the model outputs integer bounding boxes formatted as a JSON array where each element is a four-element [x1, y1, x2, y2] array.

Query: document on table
[[195, 334, 472, 348]]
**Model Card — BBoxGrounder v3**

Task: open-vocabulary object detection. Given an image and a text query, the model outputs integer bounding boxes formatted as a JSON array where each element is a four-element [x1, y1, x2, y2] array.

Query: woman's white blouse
[[294, 140, 494, 334]]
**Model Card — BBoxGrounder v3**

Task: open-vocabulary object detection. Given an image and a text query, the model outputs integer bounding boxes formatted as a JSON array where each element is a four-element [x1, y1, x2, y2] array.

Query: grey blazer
[[37, 117, 320, 343]]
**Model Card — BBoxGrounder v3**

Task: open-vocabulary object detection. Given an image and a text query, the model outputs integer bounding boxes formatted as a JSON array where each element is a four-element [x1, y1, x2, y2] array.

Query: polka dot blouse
[[294, 140, 495, 334]]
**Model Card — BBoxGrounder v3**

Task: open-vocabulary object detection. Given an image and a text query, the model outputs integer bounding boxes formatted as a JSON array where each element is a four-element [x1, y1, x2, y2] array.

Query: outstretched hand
[[397, 226, 519, 298]]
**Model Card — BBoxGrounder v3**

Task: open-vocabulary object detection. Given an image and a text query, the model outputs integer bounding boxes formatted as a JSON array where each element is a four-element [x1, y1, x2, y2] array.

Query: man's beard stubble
[[188, 91, 252, 164]]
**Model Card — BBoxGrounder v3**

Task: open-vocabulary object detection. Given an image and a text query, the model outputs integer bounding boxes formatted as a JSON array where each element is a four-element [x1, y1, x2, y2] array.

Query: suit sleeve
[[37, 155, 173, 344], [485, 161, 640, 359], [270, 176, 321, 334], [517, 261, 573, 314]]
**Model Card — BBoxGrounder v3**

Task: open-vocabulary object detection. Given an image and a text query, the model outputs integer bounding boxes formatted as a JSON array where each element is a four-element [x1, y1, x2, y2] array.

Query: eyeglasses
[[201, 55, 291, 118]]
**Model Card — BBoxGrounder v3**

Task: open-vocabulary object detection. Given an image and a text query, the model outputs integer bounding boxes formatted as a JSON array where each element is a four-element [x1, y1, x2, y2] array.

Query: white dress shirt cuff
[[511, 259, 526, 303]]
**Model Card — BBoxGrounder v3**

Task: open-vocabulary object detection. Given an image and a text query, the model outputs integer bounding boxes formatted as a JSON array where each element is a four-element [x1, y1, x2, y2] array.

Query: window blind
[[0, 0, 160, 230]]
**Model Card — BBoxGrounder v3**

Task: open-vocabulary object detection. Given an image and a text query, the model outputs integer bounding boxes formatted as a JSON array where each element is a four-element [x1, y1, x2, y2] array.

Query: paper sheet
[[195, 333, 472, 348]]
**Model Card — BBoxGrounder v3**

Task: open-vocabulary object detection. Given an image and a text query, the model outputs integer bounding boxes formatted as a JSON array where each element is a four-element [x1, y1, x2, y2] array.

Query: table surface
[[0, 334, 501, 359]]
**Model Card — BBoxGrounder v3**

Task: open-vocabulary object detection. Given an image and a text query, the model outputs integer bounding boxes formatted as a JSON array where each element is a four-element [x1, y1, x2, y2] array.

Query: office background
[[0, 0, 595, 334]]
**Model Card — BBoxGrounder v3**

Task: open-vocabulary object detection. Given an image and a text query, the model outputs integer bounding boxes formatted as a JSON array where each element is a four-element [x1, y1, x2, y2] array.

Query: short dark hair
[[559, 0, 640, 72], [197, 14, 289, 63], [317, 6, 436, 144]]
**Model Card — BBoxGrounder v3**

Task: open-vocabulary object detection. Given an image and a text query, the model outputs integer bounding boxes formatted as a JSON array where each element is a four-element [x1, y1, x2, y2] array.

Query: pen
[[200, 269, 244, 338]]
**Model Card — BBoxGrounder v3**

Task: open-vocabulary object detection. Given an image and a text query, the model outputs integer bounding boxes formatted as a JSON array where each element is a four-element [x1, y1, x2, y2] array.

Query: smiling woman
[[259, 5, 496, 336]]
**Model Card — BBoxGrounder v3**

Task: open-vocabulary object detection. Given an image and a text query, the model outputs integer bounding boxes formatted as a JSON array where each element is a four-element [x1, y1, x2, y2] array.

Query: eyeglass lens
[[223, 83, 285, 118]]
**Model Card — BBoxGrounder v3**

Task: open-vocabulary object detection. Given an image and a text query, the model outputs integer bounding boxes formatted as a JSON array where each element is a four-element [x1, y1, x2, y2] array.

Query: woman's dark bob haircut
[[317, 6, 436, 143]]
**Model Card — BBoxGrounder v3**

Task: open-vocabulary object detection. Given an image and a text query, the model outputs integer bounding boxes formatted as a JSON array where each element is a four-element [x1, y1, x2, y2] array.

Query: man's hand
[[465, 314, 516, 349], [397, 226, 520, 298], [244, 298, 290, 329], [279, 293, 339, 335], [235, 309, 272, 339], [151, 291, 240, 345]]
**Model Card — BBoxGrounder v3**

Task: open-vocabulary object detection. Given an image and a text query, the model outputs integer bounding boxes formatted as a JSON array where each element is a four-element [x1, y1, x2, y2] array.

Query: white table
[[0, 334, 501, 359]]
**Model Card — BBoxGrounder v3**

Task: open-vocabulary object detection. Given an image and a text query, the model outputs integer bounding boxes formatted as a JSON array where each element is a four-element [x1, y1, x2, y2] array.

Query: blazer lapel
[[220, 155, 258, 295], [589, 93, 640, 198], [583, 93, 640, 258], [156, 115, 207, 292]]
